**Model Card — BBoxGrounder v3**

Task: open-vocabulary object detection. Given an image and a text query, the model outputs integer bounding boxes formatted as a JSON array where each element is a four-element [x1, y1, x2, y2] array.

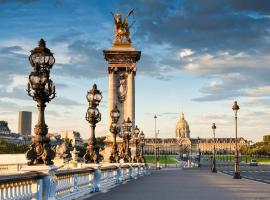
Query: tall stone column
[[108, 69, 115, 132], [103, 49, 141, 163], [126, 69, 135, 127]]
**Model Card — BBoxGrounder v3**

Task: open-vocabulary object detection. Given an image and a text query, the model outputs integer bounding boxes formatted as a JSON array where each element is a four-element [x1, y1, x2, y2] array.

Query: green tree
[[96, 136, 106, 150], [64, 137, 73, 158], [263, 135, 270, 143], [0, 139, 29, 154]]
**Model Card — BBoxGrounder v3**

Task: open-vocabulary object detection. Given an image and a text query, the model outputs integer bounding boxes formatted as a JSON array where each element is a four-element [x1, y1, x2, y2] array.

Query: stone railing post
[[43, 172, 57, 200], [116, 166, 122, 184], [73, 173, 79, 193], [128, 165, 133, 180], [93, 169, 101, 192], [36, 178, 43, 200]]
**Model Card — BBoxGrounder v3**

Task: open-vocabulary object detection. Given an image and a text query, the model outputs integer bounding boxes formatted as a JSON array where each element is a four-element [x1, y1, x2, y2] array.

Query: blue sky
[[1, 0, 270, 141]]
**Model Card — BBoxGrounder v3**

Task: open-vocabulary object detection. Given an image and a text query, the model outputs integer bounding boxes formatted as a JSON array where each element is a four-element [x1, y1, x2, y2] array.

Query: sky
[[0, 0, 270, 142]]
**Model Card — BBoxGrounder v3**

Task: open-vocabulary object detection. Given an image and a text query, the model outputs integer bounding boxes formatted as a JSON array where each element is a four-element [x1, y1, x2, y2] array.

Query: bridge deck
[[84, 168, 270, 200]]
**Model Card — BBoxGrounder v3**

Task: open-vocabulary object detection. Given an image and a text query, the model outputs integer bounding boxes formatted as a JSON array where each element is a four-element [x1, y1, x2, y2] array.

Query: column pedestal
[[102, 47, 141, 163]]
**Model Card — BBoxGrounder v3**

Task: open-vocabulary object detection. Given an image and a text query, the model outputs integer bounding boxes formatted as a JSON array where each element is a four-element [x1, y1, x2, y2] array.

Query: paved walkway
[[84, 168, 270, 200]]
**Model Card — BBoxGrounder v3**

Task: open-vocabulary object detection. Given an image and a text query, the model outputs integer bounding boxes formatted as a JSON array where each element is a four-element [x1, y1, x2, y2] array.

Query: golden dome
[[176, 113, 190, 138]]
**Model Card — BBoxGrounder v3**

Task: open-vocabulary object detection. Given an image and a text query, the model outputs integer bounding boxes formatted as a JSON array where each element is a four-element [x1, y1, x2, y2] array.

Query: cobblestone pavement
[[83, 168, 270, 200]]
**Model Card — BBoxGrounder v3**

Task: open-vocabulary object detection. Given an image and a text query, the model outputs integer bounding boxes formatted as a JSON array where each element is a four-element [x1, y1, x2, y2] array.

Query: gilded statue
[[111, 9, 135, 47]]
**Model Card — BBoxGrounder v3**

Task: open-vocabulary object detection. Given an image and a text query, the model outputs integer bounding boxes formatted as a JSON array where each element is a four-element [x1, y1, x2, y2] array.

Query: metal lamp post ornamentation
[[120, 117, 133, 163], [109, 105, 121, 163], [138, 131, 145, 163], [84, 84, 103, 163], [132, 125, 140, 163], [232, 101, 241, 179], [211, 123, 217, 173], [197, 136, 201, 167], [154, 115, 158, 169], [26, 39, 56, 165]]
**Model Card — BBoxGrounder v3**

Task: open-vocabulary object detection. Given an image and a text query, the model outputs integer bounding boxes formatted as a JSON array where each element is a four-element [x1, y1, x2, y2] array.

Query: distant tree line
[[0, 140, 29, 154], [240, 135, 270, 156], [0, 136, 106, 156]]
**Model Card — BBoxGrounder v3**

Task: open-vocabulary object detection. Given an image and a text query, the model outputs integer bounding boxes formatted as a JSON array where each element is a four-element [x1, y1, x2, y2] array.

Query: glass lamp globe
[[134, 125, 140, 137], [232, 101, 240, 114], [29, 73, 41, 89], [126, 117, 133, 128], [111, 105, 120, 122], [94, 92, 102, 102], [29, 39, 55, 69], [140, 131, 145, 139], [87, 91, 94, 102]]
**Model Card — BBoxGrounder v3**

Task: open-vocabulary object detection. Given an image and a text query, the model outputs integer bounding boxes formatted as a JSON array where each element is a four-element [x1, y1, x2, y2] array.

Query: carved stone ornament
[[108, 55, 137, 64], [118, 73, 127, 103]]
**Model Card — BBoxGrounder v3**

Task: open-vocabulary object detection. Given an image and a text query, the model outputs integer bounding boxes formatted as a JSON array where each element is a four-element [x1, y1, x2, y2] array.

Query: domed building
[[176, 113, 190, 139], [143, 111, 247, 156]]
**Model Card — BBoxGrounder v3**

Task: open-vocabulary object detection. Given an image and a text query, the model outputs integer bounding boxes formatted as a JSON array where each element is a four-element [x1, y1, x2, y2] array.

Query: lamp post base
[[84, 145, 102, 164], [138, 156, 145, 163], [211, 167, 217, 173], [123, 155, 132, 163], [233, 172, 241, 179], [26, 142, 55, 165], [109, 145, 119, 163]]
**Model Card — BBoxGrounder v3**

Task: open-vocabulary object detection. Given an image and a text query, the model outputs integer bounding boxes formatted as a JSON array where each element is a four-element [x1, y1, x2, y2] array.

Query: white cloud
[[181, 51, 268, 74], [178, 48, 194, 58], [245, 86, 270, 97], [6, 74, 27, 92]]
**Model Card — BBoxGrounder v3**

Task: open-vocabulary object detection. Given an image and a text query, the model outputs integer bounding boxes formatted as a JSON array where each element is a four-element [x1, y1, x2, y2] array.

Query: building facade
[[0, 121, 11, 135], [144, 113, 247, 155], [0, 120, 27, 144], [18, 111, 32, 136]]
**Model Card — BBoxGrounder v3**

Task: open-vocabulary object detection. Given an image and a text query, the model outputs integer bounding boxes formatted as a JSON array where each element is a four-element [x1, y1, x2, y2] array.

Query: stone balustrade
[[0, 172, 44, 200], [0, 163, 27, 174], [0, 163, 148, 200]]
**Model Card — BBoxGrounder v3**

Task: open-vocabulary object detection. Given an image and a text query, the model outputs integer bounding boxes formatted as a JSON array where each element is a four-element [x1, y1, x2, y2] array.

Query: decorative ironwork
[[25, 39, 56, 165], [109, 105, 121, 163], [138, 131, 145, 163], [132, 125, 140, 162], [119, 117, 133, 162], [84, 84, 103, 163], [103, 50, 141, 64]]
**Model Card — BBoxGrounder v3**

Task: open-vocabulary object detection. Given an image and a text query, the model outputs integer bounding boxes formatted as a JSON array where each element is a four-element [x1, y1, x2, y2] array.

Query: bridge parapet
[[0, 163, 148, 200]]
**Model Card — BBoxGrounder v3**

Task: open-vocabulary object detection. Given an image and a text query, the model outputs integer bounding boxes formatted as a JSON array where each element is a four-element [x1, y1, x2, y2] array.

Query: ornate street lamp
[[25, 39, 56, 165], [84, 84, 102, 163], [232, 101, 241, 179], [197, 136, 201, 167], [211, 123, 217, 173], [138, 131, 145, 163], [132, 125, 140, 162], [154, 115, 158, 169], [109, 105, 121, 163], [120, 117, 133, 163]]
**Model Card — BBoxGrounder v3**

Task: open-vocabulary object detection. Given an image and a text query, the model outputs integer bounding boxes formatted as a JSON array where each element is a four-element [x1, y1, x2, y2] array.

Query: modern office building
[[18, 111, 32, 136]]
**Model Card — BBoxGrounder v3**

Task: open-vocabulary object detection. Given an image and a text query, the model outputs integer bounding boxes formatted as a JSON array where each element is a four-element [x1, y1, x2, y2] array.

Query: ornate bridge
[[0, 163, 148, 200]]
